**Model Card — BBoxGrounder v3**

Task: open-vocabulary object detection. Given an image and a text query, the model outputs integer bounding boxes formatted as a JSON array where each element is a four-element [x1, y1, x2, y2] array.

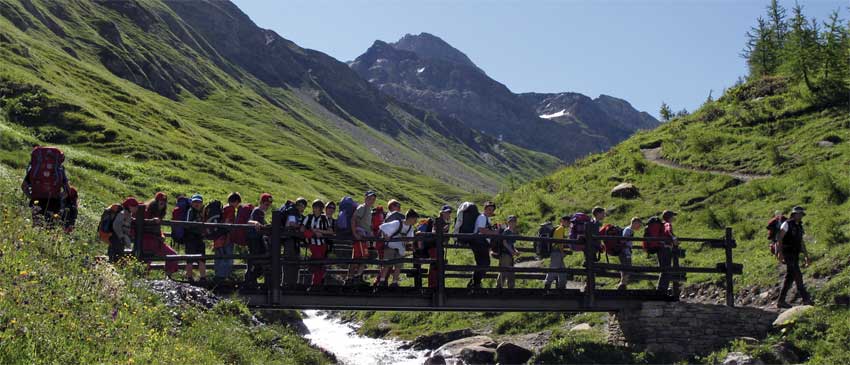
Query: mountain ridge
[[350, 32, 659, 162]]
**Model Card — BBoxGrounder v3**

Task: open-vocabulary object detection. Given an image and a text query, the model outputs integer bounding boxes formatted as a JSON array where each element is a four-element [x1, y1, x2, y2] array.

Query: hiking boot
[[802, 299, 814, 306], [777, 301, 792, 309]]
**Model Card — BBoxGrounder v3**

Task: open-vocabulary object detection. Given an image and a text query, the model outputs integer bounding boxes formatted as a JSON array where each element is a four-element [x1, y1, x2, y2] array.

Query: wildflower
[[9, 319, 15, 325]]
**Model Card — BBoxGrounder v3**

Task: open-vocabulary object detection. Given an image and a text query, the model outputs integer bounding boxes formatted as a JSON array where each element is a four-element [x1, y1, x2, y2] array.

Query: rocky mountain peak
[[390, 32, 485, 74]]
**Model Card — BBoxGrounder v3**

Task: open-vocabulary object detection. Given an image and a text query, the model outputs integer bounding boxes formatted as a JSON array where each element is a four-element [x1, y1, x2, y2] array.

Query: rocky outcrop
[[611, 182, 640, 199], [400, 329, 476, 351], [430, 336, 498, 364], [772, 305, 814, 327], [608, 302, 778, 359], [723, 352, 764, 365], [495, 342, 533, 364]]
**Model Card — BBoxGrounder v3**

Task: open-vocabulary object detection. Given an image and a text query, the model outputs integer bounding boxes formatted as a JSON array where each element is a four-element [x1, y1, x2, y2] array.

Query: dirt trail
[[641, 147, 771, 182]]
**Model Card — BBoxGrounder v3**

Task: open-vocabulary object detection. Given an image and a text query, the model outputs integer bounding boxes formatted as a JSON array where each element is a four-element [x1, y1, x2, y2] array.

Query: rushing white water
[[302, 310, 429, 365]]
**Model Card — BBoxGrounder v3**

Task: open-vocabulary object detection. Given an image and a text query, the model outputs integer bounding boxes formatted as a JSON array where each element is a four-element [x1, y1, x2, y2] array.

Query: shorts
[[352, 241, 370, 259], [383, 247, 402, 270], [184, 239, 206, 255]]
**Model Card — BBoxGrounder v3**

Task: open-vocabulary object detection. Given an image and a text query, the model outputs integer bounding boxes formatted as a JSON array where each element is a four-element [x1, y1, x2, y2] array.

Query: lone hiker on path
[[775, 206, 814, 308], [657, 210, 678, 293]]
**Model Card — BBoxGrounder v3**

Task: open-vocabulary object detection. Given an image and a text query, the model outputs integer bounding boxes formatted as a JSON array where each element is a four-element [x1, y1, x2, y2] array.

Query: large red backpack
[[26, 147, 68, 200], [643, 216, 664, 254], [231, 204, 254, 246], [600, 224, 625, 256]]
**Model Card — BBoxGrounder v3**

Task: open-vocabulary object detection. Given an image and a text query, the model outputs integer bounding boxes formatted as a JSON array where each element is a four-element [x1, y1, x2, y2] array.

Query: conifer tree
[[783, 3, 821, 91], [743, 17, 777, 76], [659, 102, 673, 122], [821, 10, 849, 90]]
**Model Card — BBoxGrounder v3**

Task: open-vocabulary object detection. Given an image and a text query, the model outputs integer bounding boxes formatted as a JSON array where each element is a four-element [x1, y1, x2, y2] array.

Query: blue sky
[[232, 0, 847, 117]]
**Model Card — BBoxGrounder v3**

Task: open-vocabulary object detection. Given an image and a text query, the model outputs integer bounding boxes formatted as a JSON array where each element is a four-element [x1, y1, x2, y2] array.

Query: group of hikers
[[21, 146, 815, 307]]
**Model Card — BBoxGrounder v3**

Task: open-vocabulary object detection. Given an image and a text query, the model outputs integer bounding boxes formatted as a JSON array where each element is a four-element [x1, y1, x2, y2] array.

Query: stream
[[302, 310, 429, 365]]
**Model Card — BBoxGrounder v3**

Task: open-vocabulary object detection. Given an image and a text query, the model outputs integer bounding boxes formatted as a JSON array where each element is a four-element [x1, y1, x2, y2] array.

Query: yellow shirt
[[552, 225, 568, 251]]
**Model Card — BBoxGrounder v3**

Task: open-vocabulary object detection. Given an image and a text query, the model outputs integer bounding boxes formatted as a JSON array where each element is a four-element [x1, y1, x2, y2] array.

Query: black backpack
[[204, 200, 228, 240], [490, 226, 507, 257], [535, 222, 554, 259], [458, 203, 480, 234], [279, 201, 302, 226]]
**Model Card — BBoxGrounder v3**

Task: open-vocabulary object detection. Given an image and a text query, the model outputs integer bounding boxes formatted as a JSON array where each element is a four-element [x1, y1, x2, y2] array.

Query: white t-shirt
[[379, 220, 414, 255], [622, 226, 635, 257], [473, 214, 490, 234]]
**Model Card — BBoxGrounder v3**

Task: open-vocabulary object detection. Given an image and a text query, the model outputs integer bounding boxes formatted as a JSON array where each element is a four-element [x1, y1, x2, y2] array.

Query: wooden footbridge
[[130, 208, 742, 312]]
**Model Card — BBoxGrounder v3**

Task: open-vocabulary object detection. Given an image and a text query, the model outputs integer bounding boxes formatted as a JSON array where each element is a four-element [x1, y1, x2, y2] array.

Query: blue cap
[[440, 205, 452, 213], [190, 194, 203, 202], [365, 190, 377, 197]]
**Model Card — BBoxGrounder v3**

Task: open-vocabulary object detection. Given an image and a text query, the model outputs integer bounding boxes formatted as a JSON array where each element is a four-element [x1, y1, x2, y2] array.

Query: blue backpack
[[336, 196, 357, 235], [170, 197, 191, 243]]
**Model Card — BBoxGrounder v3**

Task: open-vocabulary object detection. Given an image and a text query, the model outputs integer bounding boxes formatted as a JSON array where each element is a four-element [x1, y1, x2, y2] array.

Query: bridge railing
[[131, 207, 741, 307]]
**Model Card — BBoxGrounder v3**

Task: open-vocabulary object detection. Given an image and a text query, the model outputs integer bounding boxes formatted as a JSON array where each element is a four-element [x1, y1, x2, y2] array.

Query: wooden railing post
[[133, 205, 146, 258], [584, 233, 596, 307], [724, 227, 735, 307], [435, 219, 446, 307], [672, 246, 681, 299], [282, 214, 299, 289], [269, 211, 282, 305]]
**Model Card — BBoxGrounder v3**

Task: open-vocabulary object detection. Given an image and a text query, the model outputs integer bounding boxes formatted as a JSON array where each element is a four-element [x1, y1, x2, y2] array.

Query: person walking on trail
[[420, 205, 452, 288], [183, 194, 207, 284], [496, 215, 520, 289], [21, 146, 71, 227], [618, 217, 642, 290], [303, 199, 334, 289], [348, 190, 377, 286], [110, 197, 139, 263], [657, 210, 678, 293], [245, 193, 274, 289], [378, 209, 420, 288], [776, 206, 814, 308], [214, 192, 242, 282], [544, 215, 571, 290], [470, 201, 499, 289], [142, 192, 178, 277]]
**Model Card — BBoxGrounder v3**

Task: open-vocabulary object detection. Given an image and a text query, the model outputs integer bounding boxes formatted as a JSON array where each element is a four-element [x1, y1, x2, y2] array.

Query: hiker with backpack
[[767, 210, 787, 257], [375, 200, 405, 285], [171, 194, 190, 249], [455, 201, 499, 289], [615, 217, 642, 290], [212, 193, 242, 282], [348, 191, 377, 286], [61, 186, 78, 233], [141, 192, 178, 277], [418, 205, 452, 288], [245, 193, 274, 289], [495, 215, 520, 289], [109, 197, 139, 262], [775, 206, 813, 308], [656, 210, 679, 293], [203, 199, 228, 282], [183, 194, 207, 284], [377, 209, 420, 287], [303, 199, 334, 289], [21, 146, 71, 226], [544, 215, 571, 290]]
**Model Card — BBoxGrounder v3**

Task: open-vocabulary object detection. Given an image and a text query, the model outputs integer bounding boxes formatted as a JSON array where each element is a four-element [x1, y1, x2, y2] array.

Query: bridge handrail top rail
[[144, 219, 728, 246]]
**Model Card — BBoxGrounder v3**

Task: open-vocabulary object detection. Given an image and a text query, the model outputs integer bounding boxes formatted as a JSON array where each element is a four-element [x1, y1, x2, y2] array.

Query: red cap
[[122, 197, 140, 208], [155, 192, 167, 202], [260, 193, 273, 204]]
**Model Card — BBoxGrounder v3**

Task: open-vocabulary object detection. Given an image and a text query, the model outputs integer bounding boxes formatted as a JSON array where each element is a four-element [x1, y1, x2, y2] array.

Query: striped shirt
[[302, 214, 330, 245]]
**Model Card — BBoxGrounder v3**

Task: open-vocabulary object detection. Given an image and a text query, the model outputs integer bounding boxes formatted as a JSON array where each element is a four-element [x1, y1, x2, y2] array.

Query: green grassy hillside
[[0, 0, 560, 213], [0, 165, 332, 364]]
